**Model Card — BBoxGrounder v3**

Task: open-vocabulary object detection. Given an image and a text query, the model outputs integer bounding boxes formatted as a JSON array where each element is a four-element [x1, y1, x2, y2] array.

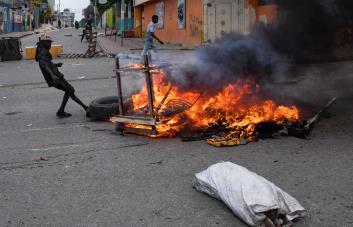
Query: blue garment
[[145, 21, 156, 42], [141, 21, 159, 63]]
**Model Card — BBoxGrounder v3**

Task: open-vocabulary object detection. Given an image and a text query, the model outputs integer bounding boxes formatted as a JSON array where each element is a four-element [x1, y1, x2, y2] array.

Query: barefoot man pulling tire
[[35, 33, 89, 118]]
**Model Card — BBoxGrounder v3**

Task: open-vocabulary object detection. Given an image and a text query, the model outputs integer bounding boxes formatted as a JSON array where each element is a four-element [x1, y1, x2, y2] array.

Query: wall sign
[[177, 0, 185, 29], [14, 11, 23, 24], [155, 1, 164, 29]]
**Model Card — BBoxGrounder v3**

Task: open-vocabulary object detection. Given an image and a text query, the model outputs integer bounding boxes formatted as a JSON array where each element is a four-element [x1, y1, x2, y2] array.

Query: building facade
[[0, 0, 12, 33], [97, 0, 277, 46], [61, 8, 74, 27], [133, 0, 277, 47], [47, 0, 55, 11], [134, 0, 203, 46], [100, 0, 134, 32], [0, 0, 33, 33]]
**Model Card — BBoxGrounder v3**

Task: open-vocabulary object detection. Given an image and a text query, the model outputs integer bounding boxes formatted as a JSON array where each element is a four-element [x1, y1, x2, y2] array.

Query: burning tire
[[88, 96, 119, 121]]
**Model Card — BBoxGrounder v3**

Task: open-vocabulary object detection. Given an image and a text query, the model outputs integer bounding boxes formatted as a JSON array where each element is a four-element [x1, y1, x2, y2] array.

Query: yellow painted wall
[[25, 45, 63, 60]]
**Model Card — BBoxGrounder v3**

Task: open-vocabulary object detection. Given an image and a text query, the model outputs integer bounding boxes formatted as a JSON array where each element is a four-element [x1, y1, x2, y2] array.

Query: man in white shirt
[[141, 15, 164, 63]]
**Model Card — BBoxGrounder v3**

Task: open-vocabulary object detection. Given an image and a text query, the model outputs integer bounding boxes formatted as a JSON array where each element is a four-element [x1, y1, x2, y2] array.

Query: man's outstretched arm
[[152, 33, 164, 44]]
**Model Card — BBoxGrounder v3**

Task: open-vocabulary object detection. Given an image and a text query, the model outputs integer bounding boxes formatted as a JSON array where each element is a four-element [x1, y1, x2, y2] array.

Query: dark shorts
[[54, 78, 75, 94]]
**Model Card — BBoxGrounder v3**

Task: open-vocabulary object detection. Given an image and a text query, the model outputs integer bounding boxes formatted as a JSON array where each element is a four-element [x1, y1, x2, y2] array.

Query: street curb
[[0, 32, 34, 39], [20, 32, 35, 39]]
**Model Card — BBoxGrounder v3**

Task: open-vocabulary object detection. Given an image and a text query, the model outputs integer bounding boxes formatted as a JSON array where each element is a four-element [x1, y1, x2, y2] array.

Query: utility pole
[[121, 0, 125, 33], [94, 0, 97, 29], [58, 0, 61, 28]]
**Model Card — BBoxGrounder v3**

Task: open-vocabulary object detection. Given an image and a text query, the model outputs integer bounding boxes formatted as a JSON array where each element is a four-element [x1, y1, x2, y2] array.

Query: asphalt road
[[0, 29, 352, 226]]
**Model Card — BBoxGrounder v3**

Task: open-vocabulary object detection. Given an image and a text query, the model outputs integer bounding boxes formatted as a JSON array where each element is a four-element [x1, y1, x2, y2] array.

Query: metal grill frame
[[111, 54, 159, 135]]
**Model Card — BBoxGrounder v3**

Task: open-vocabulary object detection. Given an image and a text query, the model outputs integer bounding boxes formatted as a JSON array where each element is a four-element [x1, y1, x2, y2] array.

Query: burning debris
[[110, 2, 341, 146], [110, 55, 337, 147]]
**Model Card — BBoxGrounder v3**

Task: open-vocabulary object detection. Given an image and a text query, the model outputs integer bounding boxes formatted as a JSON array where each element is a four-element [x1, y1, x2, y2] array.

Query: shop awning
[[134, 0, 151, 6]]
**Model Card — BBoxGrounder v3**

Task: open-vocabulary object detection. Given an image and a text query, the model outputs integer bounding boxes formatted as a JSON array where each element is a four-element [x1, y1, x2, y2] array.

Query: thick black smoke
[[167, 31, 287, 93], [166, 0, 353, 96], [267, 0, 338, 60]]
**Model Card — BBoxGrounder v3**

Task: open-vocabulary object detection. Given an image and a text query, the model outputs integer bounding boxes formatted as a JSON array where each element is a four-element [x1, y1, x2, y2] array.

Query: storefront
[[13, 9, 23, 32], [134, 0, 277, 46], [0, 3, 10, 33], [135, 0, 203, 47]]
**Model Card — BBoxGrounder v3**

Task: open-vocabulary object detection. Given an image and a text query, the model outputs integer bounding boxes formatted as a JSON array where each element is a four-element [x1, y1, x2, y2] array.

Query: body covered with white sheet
[[193, 162, 305, 226]]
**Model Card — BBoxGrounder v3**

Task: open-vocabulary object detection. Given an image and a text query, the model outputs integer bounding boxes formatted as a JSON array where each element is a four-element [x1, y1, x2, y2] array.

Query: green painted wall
[[106, 7, 114, 28]]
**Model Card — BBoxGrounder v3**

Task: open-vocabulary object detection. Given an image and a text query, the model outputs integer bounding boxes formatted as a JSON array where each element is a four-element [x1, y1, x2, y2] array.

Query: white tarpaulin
[[193, 162, 306, 226]]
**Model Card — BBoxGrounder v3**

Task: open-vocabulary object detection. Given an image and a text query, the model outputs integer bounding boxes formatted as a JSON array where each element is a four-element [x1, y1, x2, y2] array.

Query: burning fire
[[120, 65, 300, 146]]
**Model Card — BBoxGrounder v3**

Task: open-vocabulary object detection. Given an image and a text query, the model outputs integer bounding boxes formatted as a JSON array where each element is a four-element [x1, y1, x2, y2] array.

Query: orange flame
[[123, 66, 300, 141]]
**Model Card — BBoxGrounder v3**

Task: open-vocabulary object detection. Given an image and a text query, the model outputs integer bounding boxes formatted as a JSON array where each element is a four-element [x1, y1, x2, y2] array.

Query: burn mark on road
[[57, 121, 87, 125], [4, 111, 22, 115], [118, 143, 149, 148], [0, 160, 65, 171], [92, 129, 112, 132], [149, 160, 163, 165], [0, 142, 149, 171]]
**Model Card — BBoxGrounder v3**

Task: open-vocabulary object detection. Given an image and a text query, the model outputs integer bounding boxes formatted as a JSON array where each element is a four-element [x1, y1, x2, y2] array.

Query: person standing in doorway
[[140, 15, 164, 64]]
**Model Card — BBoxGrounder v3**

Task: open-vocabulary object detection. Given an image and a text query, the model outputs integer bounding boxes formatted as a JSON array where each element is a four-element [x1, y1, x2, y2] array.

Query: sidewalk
[[0, 31, 34, 39], [97, 32, 194, 56], [0, 24, 58, 40]]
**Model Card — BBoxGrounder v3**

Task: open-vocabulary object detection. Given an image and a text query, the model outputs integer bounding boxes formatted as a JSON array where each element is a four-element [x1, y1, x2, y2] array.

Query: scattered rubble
[[39, 157, 49, 161]]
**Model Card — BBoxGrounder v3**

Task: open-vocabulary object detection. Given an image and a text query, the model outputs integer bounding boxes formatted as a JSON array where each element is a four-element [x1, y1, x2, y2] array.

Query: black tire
[[115, 122, 125, 132], [88, 96, 119, 121]]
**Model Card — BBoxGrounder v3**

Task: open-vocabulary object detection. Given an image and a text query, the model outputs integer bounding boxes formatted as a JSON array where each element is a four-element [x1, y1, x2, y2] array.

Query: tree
[[44, 6, 53, 21], [83, 5, 95, 19], [93, 0, 119, 15]]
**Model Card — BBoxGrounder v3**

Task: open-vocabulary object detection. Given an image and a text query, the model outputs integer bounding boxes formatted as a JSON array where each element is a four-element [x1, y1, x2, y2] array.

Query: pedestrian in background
[[80, 22, 92, 42], [35, 34, 89, 118], [140, 15, 164, 64], [32, 19, 35, 31], [75, 21, 79, 30], [81, 15, 93, 42], [87, 14, 93, 28]]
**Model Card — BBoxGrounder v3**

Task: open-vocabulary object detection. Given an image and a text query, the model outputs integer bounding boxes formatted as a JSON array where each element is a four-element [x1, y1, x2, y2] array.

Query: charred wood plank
[[304, 97, 337, 131]]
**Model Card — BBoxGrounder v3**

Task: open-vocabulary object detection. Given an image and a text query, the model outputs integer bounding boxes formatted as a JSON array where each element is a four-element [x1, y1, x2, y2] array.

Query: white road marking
[[30, 144, 82, 151], [21, 124, 85, 132]]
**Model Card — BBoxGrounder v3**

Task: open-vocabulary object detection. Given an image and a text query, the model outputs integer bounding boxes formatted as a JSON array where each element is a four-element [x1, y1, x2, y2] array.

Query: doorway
[[203, 0, 255, 42]]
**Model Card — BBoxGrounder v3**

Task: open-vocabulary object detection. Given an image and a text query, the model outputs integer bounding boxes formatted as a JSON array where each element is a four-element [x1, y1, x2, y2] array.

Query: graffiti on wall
[[177, 0, 185, 29], [0, 7, 8, 22], [189, 15, 202, 37], [14, 11, 23, 24], [0, 7, 8, 33], [155, 1, 164, 29]]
